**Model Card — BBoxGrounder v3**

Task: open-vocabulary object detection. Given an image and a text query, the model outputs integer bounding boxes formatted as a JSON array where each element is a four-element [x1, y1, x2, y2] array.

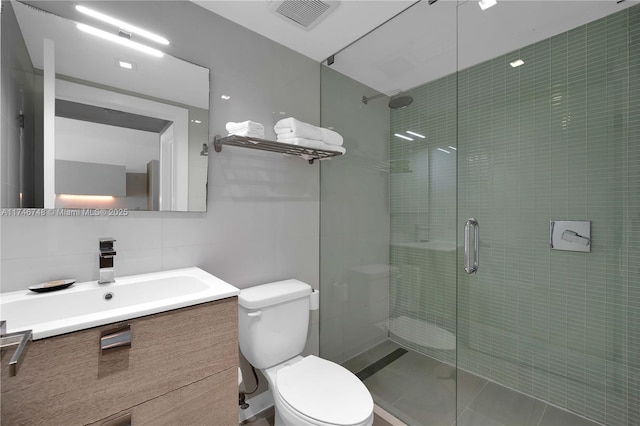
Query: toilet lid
[[276, 356, 373, 426]]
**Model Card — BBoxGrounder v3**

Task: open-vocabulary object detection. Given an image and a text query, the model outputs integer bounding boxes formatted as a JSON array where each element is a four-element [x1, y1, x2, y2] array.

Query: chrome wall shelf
[[213, 135, 343, 164]]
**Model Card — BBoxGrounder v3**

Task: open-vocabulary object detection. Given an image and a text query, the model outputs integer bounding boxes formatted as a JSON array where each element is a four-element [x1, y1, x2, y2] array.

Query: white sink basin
[[1, 267, 239, 339]]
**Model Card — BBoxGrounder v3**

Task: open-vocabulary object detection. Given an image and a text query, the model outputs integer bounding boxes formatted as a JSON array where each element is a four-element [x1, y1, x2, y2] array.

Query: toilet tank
[[238, 280, 312, 369]]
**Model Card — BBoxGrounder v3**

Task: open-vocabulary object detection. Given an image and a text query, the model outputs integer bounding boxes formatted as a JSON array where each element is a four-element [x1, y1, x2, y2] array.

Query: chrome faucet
[[98, 238, 116, 284]]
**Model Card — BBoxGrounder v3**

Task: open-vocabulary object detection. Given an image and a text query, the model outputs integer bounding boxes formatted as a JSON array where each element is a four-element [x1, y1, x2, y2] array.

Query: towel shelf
[[213, 135, 343, 164]]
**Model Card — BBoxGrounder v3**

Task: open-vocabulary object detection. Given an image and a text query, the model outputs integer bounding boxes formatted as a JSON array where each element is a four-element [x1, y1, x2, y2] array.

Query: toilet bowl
[[237, 279, 374, 426], [264, 355, 373, 426]]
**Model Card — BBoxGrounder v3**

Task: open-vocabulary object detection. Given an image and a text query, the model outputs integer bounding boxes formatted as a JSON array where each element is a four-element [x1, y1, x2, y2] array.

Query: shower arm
[[362, 93, 387, 105]]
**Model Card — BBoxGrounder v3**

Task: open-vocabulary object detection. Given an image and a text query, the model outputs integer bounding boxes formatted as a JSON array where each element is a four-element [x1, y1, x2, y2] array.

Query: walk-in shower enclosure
[[320, 1, 639, 425]]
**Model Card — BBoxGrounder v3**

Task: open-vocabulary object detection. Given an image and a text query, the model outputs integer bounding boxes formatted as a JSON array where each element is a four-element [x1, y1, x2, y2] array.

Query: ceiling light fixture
[[118, 60, 133, 69], [221, 95, 231, 100], [448, 146, 457, 151], [395, 133, 413, 141], [510, 59, 525, 68], [437, 148, 451, 154], [75, 5, 170, 45], [77, 23, 163, 57], [478, 0, 497, 11], [406, 131, 426, 139]]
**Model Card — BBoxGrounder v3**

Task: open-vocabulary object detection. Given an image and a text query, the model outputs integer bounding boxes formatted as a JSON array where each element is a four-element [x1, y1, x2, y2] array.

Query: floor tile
[[365, 367, 413, 405], [456, 369, 489, 411], [373, 411, 399, 426], [538, 405, 601, 426], [352, 343, 604, 426], [392, 368, 457, 426], [469, 382, 547, 426], [384, 349, 443, 382], [457, 408, 504, 426], [242, 404, 402, 426], [343, 340, 403, 373]]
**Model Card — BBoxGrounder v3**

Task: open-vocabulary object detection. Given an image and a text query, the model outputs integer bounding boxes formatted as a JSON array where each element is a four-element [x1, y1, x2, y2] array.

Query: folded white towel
[[274, 117, 344, 146], [320, 128, 343, 146], [276, 136, 346, 155], [225, 121, 265, 138], [226, 121, 265, 133], [278, 129, 344, 147], [274, 117, 322, 139], [228, 129, 265, 139]]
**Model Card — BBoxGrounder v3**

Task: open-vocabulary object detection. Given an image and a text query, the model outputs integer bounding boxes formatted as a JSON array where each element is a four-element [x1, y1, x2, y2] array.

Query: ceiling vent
[[268, 0, 340, 31]]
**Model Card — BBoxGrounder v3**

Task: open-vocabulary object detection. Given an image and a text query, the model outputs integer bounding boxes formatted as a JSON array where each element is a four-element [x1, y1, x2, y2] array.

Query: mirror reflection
[[1, 1, 210, 212]]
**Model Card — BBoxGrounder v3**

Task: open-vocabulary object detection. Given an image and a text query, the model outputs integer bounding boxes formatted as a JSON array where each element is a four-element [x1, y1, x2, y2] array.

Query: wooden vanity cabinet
[[1, 297, 238, 425]]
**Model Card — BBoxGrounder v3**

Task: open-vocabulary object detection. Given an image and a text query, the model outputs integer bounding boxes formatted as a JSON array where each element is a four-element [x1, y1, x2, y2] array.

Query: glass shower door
[[456, 2, 639, 425], [320, 2, 459, 425]]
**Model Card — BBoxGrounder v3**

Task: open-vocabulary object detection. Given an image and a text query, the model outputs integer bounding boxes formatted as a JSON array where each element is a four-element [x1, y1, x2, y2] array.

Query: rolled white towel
[[276, 136, 346, 155]]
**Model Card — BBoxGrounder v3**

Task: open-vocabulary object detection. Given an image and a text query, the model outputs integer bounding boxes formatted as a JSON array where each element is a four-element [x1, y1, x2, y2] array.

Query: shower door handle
[[464, 218, 479, 274]]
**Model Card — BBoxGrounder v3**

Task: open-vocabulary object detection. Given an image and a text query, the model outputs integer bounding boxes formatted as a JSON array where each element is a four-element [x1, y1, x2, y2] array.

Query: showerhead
[[388, 95, 413, 109], [362, 92, 414, 109]]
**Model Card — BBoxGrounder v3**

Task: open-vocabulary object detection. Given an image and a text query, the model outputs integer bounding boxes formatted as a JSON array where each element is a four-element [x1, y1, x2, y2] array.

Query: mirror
[[1, 1, 210, 212]]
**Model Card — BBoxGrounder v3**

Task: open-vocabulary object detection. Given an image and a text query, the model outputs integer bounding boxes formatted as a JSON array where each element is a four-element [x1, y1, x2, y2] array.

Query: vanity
[[1, 268, 239, 425]]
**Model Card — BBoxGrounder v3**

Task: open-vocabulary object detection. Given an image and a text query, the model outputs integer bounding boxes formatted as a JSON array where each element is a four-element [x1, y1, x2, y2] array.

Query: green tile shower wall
[[390, 6, 639, 426]]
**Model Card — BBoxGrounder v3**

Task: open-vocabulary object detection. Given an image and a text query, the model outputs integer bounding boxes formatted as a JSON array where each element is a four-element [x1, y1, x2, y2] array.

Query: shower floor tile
[[343, 340, 403, 373], [538, 406, 600, 426], [392, 367, 457, 426], [344, 341, 605, 426], [457, 408, 503, 426], [469, 382, 547, 426]]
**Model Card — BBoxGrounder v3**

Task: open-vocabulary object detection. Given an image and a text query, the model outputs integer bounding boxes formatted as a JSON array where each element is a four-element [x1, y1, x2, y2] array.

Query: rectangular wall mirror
[[1, 1, 210, 212]]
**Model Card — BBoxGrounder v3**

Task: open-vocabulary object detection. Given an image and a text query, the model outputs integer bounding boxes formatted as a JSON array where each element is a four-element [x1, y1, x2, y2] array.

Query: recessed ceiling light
[[406, 131, 425, 139], [478, 0, 497, 11], [77, 23, 163, 57], [448, 146, 457, 151], [395, 133, 414, 141], [75, 5, 169, 45], [437, 148, 451, 154], [221, 95, 231, 100], [118, 60, 133, 70], [510, 59, 525, 68], [194, 120, 202, 124]]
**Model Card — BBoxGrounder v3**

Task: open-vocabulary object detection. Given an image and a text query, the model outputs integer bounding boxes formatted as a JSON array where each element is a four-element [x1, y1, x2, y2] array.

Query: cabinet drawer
[[91, 367, 238, 426], [1, 297, 237, 425]]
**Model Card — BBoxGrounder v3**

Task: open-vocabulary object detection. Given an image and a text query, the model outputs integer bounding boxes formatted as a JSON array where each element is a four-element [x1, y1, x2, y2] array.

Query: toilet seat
[[276, 355, 374, 426]]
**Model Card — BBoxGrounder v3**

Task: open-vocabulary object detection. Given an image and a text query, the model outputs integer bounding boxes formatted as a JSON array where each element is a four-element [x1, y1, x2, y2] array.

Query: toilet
[[238, 279, 374, 426]]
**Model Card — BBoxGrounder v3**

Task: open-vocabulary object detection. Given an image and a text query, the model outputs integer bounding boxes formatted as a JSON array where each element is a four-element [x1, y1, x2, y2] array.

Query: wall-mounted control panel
[[550, 221, 591, 252]]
